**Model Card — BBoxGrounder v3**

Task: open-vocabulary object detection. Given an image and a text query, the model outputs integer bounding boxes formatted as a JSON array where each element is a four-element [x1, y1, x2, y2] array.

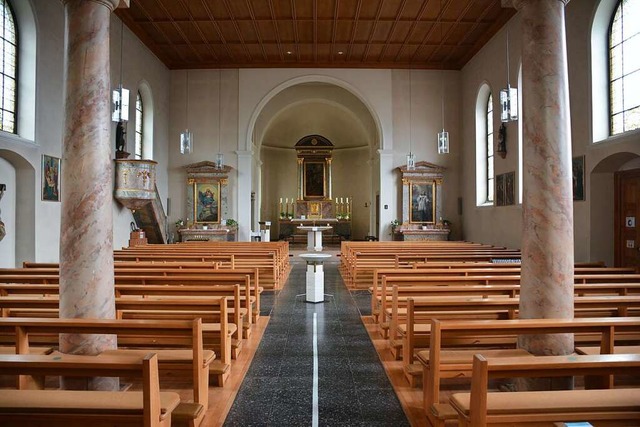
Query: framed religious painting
[[495, 173, 505, 206], [303, 161, 326, 199], [504, 171, 515, 206], [572, 155, 585, 201], [409, 182, 435, 223], [41, 155, 61, 202], [193, 181, 221, 223]]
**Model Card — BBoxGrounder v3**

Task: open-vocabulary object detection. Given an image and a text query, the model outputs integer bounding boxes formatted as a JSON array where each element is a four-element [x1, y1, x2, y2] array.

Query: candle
[[280, 198, 283, 203]]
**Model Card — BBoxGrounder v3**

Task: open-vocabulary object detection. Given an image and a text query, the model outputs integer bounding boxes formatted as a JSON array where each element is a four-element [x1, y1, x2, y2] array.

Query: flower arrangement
[[175, 219, 185, 228], [390, 219, 400, 227], [225, 218, 238, 227]]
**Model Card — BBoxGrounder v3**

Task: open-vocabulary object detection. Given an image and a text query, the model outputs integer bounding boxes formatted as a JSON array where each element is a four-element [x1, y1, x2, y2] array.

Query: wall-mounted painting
[[409, 182, 435, 223], [504, 171, 515, 206], [193, 181, 220, 223], [41, 155, 60, 202], [495, 174, 505, 206], [304, 161, 326, 199], [572, 155, 585, 201]]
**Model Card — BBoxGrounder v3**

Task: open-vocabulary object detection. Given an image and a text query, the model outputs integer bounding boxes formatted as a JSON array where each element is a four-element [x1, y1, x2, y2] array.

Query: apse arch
[[245, 75, 383, 152]]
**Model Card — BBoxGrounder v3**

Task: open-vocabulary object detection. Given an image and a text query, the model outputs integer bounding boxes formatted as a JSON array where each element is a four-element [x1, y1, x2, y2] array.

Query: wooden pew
[[450, 353, 640, 427], [0, 296, 232, 386], [0, 317, 211, 425], [418, 316, 640, 427], [399, 295, 640, 386], [0, 353, 180, 427], [3, 265, 263, 323]]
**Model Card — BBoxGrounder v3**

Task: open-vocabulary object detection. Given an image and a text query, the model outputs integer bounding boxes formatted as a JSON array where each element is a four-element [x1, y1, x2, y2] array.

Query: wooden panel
[[116, 0, 516, 69]]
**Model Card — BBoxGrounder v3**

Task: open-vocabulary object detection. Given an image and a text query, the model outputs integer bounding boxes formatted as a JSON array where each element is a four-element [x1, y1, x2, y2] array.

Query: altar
[[275, 135, 352, 243]]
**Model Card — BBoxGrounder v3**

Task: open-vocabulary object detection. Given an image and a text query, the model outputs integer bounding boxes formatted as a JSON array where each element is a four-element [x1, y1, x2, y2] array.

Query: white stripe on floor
[[312, 312, 319, 427]]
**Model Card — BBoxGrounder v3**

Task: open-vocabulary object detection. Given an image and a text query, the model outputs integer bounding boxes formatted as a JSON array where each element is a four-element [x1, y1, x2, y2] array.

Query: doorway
[[614, 168, 640, 267]]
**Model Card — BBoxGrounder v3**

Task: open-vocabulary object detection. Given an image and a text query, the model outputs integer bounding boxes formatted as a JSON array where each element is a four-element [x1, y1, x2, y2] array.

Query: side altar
[[394, 161, 450, 241]]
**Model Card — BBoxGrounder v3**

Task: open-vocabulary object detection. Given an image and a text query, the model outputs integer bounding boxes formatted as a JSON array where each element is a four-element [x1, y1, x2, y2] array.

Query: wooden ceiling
[[116, 0, 515, 70]]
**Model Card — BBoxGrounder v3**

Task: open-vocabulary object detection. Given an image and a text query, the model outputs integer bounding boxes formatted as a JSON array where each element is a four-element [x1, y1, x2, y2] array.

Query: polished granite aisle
[[224, 253, 410, 427]]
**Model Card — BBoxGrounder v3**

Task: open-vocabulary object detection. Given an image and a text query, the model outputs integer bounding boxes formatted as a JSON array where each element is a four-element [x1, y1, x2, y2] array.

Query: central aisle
[[224, 251, 410, 426]]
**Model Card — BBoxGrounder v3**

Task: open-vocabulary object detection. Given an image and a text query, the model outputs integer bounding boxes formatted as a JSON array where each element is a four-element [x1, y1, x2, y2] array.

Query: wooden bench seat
[[419, 317, 640, 427], [450, 354, 640, 426], [0, 353, 180, 427], [0, 296, 233, 386], [576, 344, 640, 355], [0, 316, 214, 423]]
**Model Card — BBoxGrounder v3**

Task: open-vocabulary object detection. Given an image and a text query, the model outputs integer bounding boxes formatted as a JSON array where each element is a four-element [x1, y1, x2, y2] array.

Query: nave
[[223, 250, 409, 426]]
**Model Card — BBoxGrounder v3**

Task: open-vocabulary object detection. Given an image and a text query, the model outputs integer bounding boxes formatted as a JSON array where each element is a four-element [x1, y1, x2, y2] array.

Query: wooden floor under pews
[[2, 240, 640, 426]]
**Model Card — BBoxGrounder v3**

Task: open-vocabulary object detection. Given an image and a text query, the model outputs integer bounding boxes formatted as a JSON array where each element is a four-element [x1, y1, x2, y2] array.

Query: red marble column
[[507, 0, 575, 357], [59, 0, 120, 389]]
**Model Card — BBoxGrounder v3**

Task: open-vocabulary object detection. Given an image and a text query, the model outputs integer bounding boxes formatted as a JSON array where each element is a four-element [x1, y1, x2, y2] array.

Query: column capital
[[62, 0, 125, 12], [502, 0, 569, 9]]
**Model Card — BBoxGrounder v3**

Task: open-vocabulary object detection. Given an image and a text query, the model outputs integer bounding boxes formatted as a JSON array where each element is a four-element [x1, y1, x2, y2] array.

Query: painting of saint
[[41, 155, 60, 202], [410, 182, 435, 223], [304, 162, 325, 198], [194, 182, 220, 223]]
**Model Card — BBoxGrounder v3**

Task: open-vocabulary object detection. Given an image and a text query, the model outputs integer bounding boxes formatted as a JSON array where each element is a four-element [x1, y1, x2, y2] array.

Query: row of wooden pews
[[0, 241, 290, 426], [339, 241, 522, 289], [358, 242, 640, 426]]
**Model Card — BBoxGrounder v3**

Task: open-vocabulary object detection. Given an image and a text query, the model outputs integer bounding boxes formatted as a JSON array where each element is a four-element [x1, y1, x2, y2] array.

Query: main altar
[[277, 135, 351, 243]]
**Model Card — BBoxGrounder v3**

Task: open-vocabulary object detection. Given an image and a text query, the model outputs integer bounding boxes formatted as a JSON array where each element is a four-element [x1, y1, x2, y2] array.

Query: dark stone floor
[[224, 255, 409, 427]]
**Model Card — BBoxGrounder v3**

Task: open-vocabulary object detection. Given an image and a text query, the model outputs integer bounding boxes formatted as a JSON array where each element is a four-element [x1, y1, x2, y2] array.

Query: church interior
[[0, 0, 640, 426]]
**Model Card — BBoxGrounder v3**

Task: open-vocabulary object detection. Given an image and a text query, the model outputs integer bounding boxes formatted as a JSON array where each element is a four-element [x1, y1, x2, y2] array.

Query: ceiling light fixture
[[407, 68, 416, 170], [216, 70, 224, 169], [437, 4, 449, 155], [500, 28, 518, 123], [180, 70, 193, 154]]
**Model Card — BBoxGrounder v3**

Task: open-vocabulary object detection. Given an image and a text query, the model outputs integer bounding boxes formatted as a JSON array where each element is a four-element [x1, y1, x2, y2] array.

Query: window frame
[[135, 90, 143, 159], [486, 93, 494, 204], [0, 0, 19, 134], [608, 0, 640, 136]]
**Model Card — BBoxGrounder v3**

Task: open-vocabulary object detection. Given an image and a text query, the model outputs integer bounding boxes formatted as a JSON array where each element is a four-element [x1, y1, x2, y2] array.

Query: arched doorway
[[0, 149, 36, 267], [590, 152, 640, 266], [251, 82, 381, 241]]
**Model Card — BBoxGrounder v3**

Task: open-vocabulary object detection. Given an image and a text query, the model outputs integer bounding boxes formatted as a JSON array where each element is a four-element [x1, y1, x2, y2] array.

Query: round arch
[[245, 75, 384, 152], [137, 79, 154, 160], [589, 151, 640, 266], [0, 149, 36, 266]]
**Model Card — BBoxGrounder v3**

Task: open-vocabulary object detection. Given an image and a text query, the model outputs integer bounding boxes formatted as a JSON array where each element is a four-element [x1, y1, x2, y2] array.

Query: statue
[[115, 121, 130, 159]]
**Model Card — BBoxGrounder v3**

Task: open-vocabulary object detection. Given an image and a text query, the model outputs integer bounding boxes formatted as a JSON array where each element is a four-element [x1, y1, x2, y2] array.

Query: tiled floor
[[224, 251, 410, 426]]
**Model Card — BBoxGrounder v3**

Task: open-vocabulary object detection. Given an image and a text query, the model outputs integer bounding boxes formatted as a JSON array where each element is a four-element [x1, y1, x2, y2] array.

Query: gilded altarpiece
[[396, 161, 449, 241], [179, 161, 236, 242]]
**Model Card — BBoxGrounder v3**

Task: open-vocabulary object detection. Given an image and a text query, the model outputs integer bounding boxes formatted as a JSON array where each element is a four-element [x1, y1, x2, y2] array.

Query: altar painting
[[194, 181, 220, 223]]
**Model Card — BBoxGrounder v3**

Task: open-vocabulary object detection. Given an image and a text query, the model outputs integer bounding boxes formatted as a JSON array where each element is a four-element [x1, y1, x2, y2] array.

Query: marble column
[[507, 0, 574, 356], [59, 0, 120, 388], [327, 158, 333, 200], [297, 158, 304, 200]]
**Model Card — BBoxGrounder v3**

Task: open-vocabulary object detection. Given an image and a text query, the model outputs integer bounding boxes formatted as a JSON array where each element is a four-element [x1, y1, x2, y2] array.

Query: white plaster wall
[[460, 1, 640, 261], [391, 69, 462, 239], [167, 69, 240, 232], [332, 147, 371, 240], [0, 158, 15, 267], [110, 17, 171, 249], [0, 1, 171, 261]]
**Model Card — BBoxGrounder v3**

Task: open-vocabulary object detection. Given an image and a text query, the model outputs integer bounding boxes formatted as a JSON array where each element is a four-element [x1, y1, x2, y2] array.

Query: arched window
[[0, 0, 18, 134], [476, 84, 493, 206], [486, 93, 494, 203], [135, 91, 143, 158], [609, 0, 640, 135]]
